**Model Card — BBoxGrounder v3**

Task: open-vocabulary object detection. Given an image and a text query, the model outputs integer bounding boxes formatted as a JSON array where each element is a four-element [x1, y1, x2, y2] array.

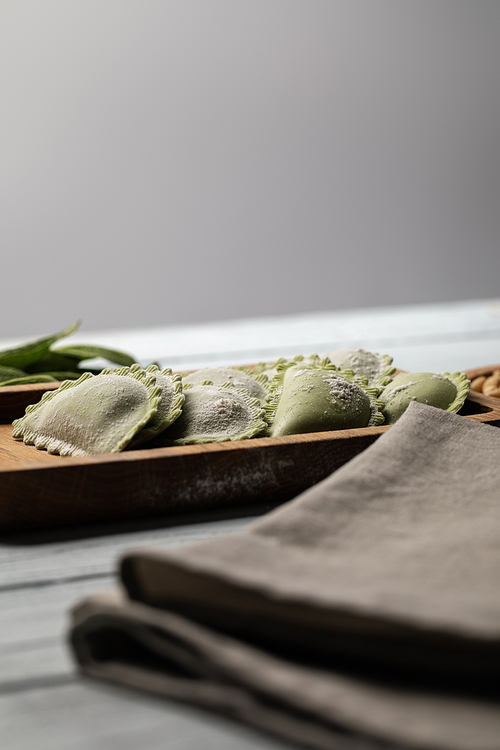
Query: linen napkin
[[70, 402, 500, 750]]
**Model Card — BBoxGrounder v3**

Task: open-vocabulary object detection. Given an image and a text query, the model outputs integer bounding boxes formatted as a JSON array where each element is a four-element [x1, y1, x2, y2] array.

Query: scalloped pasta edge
[[443, 370, 471, 414], [265, 360, 385, 431], [130, 365, 185, 445], [12, 367, 163, 455], [171, 381, 268, 445]]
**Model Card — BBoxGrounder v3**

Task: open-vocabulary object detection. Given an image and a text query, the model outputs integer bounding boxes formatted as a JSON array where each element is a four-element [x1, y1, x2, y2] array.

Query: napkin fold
[[70, 402, 500, 750]]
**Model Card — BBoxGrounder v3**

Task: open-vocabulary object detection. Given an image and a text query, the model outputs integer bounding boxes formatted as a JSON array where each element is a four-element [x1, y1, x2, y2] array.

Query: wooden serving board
[[1, 377, 499, 532], [463, 363, 500, 381]]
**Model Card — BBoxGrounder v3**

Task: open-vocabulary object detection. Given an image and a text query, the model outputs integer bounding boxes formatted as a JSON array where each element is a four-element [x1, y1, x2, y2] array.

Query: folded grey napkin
[[70, 402, 500, 750]]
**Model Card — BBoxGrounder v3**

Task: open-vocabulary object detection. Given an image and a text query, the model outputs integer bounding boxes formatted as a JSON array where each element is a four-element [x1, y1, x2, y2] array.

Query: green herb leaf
[[24, 351, 81, 374], [0, 365, 27, 383], [53, 344, 135, 367], [0, 321, 81, 369], [0, 374, 59, 386]]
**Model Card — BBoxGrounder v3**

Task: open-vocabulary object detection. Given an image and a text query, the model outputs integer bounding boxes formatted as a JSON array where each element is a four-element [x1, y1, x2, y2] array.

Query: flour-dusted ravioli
[[127, 364, 185, 447], [379, 371, 470, 424], [252, 355, 325, 384], [162, 382, 268, 445], [324, 348, 396, 386], [251, 358, 289, 382], [183, 366, 269, 402], [11, 367, 162, 456], [267, 362, 384, 437]]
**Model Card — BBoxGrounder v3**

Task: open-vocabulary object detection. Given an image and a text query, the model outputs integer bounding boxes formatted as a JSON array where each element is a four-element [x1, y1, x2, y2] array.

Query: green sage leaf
[[53, 344, 135, 367], [0, 365, 27, 383], [24, 351, 81, 374], [0, 321, 81, 369], [0, 374, 58, 386]]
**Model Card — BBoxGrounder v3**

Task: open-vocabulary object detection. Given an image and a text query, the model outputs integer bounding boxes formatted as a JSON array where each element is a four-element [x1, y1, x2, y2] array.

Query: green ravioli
[[129, 364, 185, 447], [183, 366, 269, 402], [324, 348, 395, 386], [379, 371, 470, 424], [251, 358, 288, 381], [268, 363, 384, 437], [162, 383, 268, 445], [12, 368, 162, 456]]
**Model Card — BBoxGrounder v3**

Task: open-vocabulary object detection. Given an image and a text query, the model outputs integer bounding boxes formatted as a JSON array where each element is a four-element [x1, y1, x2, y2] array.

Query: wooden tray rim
[[1, 383, 499, 475], [464, 363, 500, 381]]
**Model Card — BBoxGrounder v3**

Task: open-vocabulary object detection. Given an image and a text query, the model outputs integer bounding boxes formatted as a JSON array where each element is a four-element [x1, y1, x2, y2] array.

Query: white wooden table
[[1, 298, 500, 749]]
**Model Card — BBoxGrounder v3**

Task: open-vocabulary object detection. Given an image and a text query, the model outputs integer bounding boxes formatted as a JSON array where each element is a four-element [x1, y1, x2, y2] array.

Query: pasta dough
[[267, 363, 384, 437], [12, 368, 162, 456], [324, 348, 395, 386], [162, 383, 268, 445], [183, 366, 269, 402], [379, 371, 470, 424], [129, 364, 185, 447]]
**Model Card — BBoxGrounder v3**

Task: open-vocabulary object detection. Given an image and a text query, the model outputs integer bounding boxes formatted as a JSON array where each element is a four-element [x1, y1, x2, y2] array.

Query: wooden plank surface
[[1, 302, 500, 750], [0, 512, 260, 689], [0, 509, 289, 750], [0, 681, 293, 750], [0, 509, 266, 587]]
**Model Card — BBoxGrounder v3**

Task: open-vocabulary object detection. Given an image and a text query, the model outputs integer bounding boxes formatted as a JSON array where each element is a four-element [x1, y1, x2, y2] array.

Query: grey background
[[1, 0, 499, 340]]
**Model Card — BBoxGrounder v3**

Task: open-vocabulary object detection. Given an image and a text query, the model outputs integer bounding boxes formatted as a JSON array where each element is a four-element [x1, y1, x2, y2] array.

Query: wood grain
[[0, 382, 60, 423], [465, 363, 500, 381], [0, 515, 258, 588], [1, 382, 499, 533], [0, 426, 386, 531], [0, 681, 292, 750]]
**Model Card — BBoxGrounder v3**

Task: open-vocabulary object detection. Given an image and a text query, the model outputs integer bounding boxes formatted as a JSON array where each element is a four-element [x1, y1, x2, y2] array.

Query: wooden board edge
[[465, 363, 500, 382]]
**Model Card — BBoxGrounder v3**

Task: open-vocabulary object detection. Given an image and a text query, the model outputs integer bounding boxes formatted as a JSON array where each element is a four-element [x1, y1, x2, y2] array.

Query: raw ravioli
[[324, 348, 395, 386], [183, 366, 269, 402], [379, 371, 470, 424], [268, 363, 384, 437], [127, 364, 185, 446], [254, 355, 334, 385], [163, 383, 268, 445], [11, 368, 161, 456], [252, 358, 288, 381]]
